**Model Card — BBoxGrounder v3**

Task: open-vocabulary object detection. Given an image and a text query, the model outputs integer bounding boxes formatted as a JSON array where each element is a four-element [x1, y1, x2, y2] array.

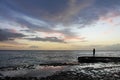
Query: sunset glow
[[0, 0, 120, 50]]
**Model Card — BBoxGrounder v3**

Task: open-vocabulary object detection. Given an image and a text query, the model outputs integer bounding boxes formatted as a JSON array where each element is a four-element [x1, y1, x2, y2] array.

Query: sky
[[0, 0, 120, 50]]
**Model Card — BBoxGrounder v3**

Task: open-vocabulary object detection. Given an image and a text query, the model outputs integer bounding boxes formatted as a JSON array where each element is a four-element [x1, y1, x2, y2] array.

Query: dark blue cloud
[[26, 37, 65, 43], [1, 0, 68, 20], [0, 29, 25, 41], [1, 0, 120, 25], [10, 13, 78, 38], [0, 1, 12, 19], [77, 0, 120, 27], [0, 0, 120, 42], [95, 0, 120, 7]]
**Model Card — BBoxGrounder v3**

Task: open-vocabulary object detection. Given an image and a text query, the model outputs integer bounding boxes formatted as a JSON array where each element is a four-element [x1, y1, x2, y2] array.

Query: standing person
[[93, 48, 95, 57]]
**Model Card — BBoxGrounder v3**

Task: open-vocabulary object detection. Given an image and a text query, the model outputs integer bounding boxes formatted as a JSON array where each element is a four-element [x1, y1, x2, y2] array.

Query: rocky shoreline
[[0, 70, 120, 80], [1, 63, 120, 80]]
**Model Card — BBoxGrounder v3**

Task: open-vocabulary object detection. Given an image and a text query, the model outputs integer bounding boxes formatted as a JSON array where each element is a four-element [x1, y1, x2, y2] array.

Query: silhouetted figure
[[93, 48, 95, 57]]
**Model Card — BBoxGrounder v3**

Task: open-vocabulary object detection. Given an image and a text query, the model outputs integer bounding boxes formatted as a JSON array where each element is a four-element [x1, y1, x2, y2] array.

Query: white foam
[[0, 65, 67, 77], [0, 69, 28, 77]]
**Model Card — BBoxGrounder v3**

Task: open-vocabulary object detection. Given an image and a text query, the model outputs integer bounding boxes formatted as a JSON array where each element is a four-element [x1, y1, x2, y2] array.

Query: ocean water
[[0, 50, 120, 79], [0, 50, 120, 67]]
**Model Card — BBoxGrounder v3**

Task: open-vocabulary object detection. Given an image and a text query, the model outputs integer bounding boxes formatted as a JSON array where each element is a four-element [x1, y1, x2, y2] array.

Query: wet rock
[[0, 73, 3, 77]]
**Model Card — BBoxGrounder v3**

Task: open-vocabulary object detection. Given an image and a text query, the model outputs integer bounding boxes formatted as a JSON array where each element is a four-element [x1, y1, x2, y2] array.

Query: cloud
[[104, 44, 120, 50], [1, 0, 120, 26], [2, 0, 120, 25], [89, 44, 120, 50], [29, 46, 39, 48], [1, 0, 94, 25], [0, 45, 14, 48], [1, 0, 120, 44], [56, 0, 95, 24], [0, 29, 25, 41], [77, 0, 120, 27], [0, 12, 83, 42], [11, 14, 82, 41], [14, 14, 54, 32], [72, 44, 120, 50], [26, 37, 65, 43], [37, 0, 95, 24]]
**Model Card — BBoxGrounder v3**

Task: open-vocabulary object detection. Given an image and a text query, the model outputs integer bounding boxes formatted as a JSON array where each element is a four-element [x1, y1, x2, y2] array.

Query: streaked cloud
[[25, 37, 65, 43], [1, 0, 120, 25], [29, 46, 39, 49], [0, 0, 120, 49], [0, 29, 25, 41]]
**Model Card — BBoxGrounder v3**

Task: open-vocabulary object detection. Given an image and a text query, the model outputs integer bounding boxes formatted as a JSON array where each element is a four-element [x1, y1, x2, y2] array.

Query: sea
[[0, 50, 120, 80]]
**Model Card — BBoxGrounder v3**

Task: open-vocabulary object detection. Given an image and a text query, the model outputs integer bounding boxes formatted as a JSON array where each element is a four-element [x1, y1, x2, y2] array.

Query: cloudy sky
[[0, 0, 120, 50]]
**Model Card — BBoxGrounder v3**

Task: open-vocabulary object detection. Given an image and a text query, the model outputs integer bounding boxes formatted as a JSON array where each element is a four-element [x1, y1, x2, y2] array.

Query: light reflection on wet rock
[[1, 63, 120, 80]]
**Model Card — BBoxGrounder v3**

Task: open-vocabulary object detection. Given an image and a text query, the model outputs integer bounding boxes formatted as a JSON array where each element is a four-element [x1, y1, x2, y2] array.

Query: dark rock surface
[[78, 57, 120, 63], [0, 70, 120, 80]]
